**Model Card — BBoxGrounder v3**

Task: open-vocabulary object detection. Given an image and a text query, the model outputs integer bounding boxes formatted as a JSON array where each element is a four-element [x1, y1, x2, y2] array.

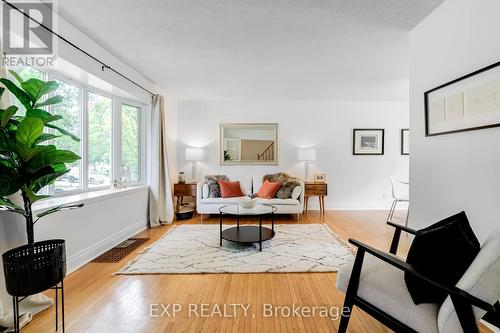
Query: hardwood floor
[[22, 210, 491, 333]]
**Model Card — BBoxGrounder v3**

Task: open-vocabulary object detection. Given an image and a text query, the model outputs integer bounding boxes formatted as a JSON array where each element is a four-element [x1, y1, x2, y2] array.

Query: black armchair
[[336, 222, 500, 333]]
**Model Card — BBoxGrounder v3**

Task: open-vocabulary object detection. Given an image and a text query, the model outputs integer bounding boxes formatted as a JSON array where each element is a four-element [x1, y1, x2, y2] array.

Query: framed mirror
[[220, 123, 279, 165]]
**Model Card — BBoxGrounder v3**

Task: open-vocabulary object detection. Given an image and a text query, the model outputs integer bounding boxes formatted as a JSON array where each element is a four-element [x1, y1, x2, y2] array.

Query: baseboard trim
[[304, 202, 409, 211], [67, 218, 149, 273]]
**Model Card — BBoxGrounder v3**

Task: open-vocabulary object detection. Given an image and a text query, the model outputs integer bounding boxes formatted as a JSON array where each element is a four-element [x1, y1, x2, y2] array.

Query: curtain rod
[[2, 0, 156, 97]]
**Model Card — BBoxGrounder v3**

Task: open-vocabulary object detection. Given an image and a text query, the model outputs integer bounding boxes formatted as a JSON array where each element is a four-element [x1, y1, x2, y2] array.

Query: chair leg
[[386, 200, 396, 222], [390, 200, 399, 221], [405, 207, 409, 227], [338, 295, 354, 333]]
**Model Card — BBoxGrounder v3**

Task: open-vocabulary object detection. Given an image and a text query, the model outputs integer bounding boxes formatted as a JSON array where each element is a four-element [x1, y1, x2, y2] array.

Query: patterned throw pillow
[[204, 175, 229, 198], [276, 179, 301, 199]]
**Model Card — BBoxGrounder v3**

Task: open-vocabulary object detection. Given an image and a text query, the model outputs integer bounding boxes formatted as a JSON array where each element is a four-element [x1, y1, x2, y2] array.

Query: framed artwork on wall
[[352, 129, 384, 155], [425, 60, 500, 136], [313, 173, 326, 183], [401, 129, 409, 155]]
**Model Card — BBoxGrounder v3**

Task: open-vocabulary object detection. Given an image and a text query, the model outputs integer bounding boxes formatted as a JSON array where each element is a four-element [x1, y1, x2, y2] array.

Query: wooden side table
[[304, 182, 328, 213], [173, 182, 197, 208]]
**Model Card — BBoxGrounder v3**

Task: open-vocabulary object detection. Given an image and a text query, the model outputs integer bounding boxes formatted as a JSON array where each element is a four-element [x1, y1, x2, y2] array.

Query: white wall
[[0, 187, 149, 317], [177, 100, 409, 210], [409, 0, 500, 242]]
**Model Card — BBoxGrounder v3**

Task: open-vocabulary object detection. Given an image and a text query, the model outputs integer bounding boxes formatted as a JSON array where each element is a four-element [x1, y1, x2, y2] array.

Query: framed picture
[[313, 173, 326, 183], [353, 129, 384, 155], [401, 129, 409, 155], [425, 60, 500, 136]]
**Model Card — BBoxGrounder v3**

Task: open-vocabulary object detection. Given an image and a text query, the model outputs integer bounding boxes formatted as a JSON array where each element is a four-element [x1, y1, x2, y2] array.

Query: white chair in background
[[387, 177, 409, 226]]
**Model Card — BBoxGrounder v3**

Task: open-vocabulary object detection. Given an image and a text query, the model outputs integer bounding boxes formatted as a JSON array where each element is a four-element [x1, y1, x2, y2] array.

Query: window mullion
[[47, 71, 55, 196], [82, 88, 89, 192], [140, 105, 147, 183], [112, 98, 122, 184]]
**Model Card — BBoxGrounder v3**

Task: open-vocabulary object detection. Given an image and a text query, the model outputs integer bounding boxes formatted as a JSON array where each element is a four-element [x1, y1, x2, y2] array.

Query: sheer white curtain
[[149, 95, 174, 226], [0, 46, 52, 332]]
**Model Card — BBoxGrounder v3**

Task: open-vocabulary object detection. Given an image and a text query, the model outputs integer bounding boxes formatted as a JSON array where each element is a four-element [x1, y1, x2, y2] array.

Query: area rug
[[115, 224, 355, 274]]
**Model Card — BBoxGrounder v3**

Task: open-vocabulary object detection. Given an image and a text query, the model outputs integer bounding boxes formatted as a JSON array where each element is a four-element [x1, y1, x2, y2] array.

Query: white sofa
[[196, 176, 304, 215]]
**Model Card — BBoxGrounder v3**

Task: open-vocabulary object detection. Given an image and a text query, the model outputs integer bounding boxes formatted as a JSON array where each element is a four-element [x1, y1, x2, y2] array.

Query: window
[[5, 65, 146, 196], [88, 92, 112, 188], [52, 79, 82, 193], [121, 104, 141, 182]]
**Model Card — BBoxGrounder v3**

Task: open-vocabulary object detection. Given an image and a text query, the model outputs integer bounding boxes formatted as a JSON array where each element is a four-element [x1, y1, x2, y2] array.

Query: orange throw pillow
[[256, 180, 282, 199], [218, 179, 244, 198]]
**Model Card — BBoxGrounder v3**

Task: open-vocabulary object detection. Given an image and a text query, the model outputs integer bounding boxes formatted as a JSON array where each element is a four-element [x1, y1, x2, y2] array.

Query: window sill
[[32, 185, 149, 213]]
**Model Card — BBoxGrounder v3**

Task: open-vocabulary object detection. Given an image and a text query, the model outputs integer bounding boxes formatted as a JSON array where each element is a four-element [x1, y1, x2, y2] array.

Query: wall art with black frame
[[425, 60, 500, 136], [352, 129, 384, 155], [401, 129, 409, 155]]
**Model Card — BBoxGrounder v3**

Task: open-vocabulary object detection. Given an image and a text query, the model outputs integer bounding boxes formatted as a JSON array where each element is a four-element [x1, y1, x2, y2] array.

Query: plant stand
[[3, 240, 67, 332], [12, 281, 65, 333]]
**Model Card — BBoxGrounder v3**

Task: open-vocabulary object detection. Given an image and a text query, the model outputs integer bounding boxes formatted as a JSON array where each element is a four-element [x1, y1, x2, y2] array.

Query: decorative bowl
[[238, 197, 257, 209]]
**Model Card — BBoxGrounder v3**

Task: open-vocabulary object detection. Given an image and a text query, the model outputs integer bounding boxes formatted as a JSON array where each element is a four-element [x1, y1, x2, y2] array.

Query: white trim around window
[[9, 67, 149, 198]]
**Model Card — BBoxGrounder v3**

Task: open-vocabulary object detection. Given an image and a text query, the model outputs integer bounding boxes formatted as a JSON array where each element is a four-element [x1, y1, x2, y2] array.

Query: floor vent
[[91, 238, 149, 263]]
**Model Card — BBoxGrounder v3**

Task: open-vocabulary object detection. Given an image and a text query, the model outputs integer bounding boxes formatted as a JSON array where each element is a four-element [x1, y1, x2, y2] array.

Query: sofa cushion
[[204, 175, 229, 198], [276, 179, 301, 199], [252, 176, 263, 195], [256, 180, 282, 199], [291, 185, 301, 200], [263, 172, 301, 199], [199, 197, 248, 204], [202, 183, 209, 199], [239, 177, 252, 196], [218, 179, 244, 198], [255, 198, 300, 206], [337, 254, 439, 333]]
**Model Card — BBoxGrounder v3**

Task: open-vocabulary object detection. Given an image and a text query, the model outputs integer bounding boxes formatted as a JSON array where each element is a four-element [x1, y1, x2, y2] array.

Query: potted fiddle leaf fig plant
[[0, 70, 83, 298]]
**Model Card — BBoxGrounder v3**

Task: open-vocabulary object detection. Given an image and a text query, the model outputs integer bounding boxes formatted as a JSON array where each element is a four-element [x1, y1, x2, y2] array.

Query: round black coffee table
[[219, 204, 277, 251]]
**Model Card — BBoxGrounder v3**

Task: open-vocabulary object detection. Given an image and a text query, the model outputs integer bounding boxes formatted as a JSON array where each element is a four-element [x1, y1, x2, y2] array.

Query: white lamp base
[[191, 162, 198, 182], [304, 162, 311, 181]]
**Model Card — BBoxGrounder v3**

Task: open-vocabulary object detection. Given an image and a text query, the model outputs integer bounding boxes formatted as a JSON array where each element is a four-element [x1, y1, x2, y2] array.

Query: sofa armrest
[[196, 181, 204, 205], [298, 180, 305, 209]]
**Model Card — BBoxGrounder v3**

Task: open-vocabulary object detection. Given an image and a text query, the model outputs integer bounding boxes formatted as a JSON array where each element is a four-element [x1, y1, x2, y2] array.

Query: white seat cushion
[[199, 196, 248, 204], [438, 227, 500, 333], [336, 254, 439, 333], [255, 198, 300, 206]]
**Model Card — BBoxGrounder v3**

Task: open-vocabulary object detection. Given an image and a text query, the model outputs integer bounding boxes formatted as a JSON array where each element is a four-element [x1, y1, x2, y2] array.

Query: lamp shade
[[185, 148, 204, 161], [298, 148, 316, 162]]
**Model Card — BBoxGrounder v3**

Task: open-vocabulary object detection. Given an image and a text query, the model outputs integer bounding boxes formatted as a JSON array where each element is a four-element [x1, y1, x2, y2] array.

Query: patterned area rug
[[115, 224, 354, 274]]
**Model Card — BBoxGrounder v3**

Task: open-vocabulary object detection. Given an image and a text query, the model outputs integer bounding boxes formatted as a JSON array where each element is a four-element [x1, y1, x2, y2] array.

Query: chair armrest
[[387, 221, 417, 235], [387, 221, 417, 254], [348, 238, 494, 313]]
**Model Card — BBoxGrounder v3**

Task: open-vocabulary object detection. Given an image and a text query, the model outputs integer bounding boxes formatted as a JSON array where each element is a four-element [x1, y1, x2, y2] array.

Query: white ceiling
[[58, 0, 443, 101]]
